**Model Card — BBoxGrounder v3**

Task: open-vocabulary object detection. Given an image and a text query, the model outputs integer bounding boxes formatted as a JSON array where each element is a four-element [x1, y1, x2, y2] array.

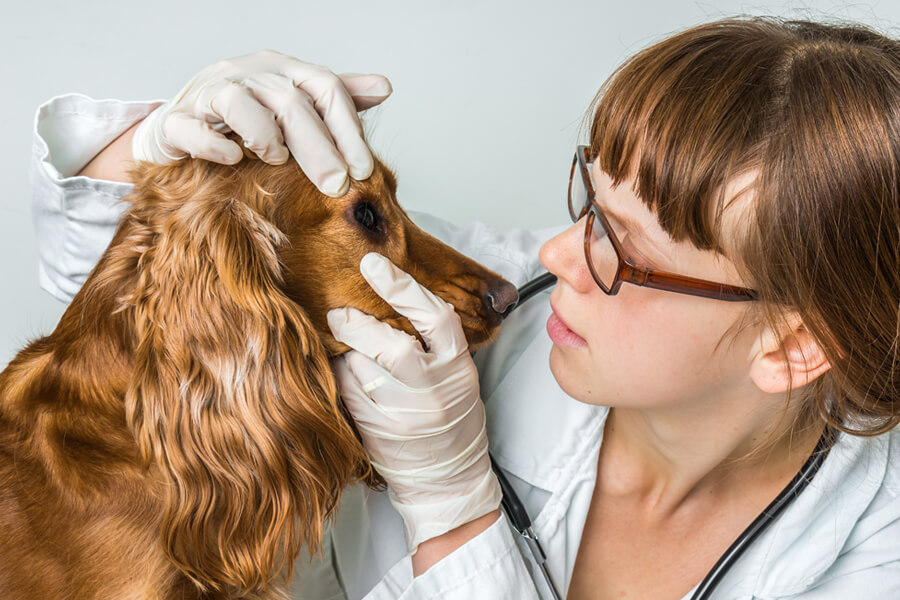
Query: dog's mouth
[[426, 278, 517, 350], [324, 311, 499, 357], [316, 269, 518, 357], [321, 285, 515, 356], [456, 313, 500, 351]]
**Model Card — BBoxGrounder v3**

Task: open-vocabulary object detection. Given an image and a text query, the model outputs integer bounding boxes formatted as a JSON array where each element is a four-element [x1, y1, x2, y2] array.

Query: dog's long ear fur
[[122, 159, 370, 595]]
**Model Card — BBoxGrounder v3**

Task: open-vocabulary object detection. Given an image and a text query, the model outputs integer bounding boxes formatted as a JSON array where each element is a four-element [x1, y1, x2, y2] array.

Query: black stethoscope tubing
[[489, 272, 836, 600]]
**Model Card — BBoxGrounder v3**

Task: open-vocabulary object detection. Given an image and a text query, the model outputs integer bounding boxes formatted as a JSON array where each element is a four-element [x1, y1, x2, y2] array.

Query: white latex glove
[[132, 50, 392, 196], [327, 253, 502, 553]]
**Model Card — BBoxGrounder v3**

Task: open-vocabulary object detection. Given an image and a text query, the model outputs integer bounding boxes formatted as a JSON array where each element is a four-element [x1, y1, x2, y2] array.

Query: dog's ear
[[123, 159, 371, 595]]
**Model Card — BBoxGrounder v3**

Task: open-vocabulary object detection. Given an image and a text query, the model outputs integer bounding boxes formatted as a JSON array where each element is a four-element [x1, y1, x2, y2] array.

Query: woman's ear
[[749, 313, 831, 394], [122, 161, 371, 596]]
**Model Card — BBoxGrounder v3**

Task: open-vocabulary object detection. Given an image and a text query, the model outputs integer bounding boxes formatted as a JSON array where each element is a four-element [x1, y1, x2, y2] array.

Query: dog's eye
[[354, 202, 379, 232]]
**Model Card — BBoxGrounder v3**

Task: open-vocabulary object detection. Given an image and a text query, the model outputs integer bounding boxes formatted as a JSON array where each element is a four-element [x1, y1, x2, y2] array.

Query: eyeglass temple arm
[[621, 265, 758, 302]]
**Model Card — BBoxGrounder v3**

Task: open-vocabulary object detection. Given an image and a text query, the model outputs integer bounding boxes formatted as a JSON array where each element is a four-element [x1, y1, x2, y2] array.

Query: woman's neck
[[599, 387, 824, 517]]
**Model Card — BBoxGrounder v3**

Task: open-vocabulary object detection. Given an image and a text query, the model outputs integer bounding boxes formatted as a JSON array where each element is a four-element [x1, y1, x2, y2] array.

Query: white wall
[[3, 0, 899, 367]]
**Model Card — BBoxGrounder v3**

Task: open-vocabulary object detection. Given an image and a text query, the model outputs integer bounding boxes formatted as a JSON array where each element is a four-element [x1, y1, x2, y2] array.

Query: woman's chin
[[549, 345, 591, 403]]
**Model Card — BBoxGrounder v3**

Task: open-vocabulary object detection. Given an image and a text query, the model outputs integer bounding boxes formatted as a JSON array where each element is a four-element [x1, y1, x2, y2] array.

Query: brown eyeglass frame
[[569, 145, 758, 302]]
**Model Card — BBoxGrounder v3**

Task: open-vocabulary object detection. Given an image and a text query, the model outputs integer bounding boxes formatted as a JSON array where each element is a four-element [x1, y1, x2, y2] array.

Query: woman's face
[[539, 160, 762, 411]]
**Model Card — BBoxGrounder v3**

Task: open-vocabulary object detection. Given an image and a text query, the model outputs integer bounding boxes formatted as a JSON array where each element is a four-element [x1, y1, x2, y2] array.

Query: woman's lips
[[546, 310, 587, 348]]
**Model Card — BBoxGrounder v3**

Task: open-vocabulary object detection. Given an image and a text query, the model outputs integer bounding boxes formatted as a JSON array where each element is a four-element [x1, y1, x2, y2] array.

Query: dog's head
[[262, 152, 517, 354], [115, 148, 515, 596]]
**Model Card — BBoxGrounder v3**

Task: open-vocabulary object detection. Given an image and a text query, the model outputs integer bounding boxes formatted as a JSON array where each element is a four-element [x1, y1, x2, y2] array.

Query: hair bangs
[[587, 19, 789, 254]]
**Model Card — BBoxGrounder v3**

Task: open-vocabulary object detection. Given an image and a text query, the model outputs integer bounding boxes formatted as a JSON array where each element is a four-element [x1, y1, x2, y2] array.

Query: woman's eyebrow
[[607, 208, 645, 233], [596, 196, 647, 234], [598, 198, 673, 258]]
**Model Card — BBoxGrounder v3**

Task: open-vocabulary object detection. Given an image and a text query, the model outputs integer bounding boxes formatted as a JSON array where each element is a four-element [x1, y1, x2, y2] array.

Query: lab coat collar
[[746, 430, 897, 598]]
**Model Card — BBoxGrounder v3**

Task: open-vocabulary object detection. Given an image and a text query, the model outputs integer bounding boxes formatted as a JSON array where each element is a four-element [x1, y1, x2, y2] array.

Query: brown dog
[[0, 149, 516, 600]]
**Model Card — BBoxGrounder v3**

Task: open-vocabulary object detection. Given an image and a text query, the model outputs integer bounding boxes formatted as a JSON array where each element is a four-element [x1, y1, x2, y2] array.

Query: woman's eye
[[354, 202, 379, 232]]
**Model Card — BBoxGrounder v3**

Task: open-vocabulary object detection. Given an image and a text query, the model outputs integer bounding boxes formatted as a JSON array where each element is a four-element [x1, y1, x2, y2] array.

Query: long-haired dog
[[0, 145, 517, 599]]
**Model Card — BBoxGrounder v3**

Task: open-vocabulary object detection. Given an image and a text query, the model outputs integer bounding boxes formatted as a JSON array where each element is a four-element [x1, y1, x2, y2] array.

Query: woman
[[31, 17, 900, 599]]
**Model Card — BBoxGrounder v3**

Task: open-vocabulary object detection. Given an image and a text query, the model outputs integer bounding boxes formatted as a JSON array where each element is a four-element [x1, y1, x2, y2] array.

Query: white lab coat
[[28, 94, 900, 599]]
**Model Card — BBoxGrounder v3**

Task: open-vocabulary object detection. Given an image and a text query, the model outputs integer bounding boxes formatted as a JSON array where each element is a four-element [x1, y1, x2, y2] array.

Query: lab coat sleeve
[[29, 94, 162, 302], [363, 513, 541, 600]]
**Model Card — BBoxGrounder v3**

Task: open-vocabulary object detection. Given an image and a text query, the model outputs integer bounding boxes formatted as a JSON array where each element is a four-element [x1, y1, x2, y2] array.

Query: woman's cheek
[[574, 292, 702, 405]]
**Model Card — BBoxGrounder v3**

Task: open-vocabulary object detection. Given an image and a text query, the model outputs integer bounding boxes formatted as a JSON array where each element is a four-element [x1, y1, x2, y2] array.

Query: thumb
[[164, 113, 244, 164], [339, 73, 393, 110]]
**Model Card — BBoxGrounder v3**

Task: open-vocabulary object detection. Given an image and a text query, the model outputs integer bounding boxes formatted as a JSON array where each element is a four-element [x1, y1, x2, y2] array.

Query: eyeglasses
[[568, 145, 758, 302]]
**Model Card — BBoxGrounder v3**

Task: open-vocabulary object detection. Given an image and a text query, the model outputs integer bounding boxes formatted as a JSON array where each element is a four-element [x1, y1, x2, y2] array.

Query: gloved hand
[[132, 50, 392, 196], [327, 253, 502, 553]]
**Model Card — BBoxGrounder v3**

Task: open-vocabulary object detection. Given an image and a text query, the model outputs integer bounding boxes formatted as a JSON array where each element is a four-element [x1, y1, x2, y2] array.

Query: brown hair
[[589, 17, 900, 436]]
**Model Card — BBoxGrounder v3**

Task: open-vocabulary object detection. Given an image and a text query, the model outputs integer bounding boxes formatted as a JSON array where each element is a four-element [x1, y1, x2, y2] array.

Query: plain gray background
[[3, 0, 899, 368]]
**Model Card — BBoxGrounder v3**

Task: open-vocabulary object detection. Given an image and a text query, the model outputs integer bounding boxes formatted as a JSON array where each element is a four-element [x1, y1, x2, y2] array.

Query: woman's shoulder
[[743, 426, 899, 598], [820, 426, 899, 526], [881, 425, 900, 476], [837, 424, 900, 487]]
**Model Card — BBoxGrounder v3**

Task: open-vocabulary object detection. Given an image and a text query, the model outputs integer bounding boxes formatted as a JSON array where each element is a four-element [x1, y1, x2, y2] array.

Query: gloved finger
[[204, 80, 290, 165], [295, 73, 374, 181], [343, 348, 480, 424], [338, 73, 393, 110], [334, 352, 470, 452], [164, 113, 243, 164], [328, 307, 440, 385], [274, 58, 374, 181], [334, 353, 420, 439], [250, 77, 351, 197], [359, 253, 469, 358], [333, 355, 419, 465], [332, 355, 392, 424]]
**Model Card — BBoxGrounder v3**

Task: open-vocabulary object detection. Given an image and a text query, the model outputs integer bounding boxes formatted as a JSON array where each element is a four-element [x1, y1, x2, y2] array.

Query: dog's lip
[[456, 312, 497, 347], [392, 314, 495, 352]]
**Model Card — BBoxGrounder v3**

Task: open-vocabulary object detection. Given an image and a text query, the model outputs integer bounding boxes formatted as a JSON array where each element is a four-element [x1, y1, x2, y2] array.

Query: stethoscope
[[488, 271, 836, 600]]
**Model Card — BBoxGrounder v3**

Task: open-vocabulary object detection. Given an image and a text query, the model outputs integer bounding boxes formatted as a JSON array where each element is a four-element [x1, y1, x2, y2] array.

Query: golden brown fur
[[0, 149, 515, 599]]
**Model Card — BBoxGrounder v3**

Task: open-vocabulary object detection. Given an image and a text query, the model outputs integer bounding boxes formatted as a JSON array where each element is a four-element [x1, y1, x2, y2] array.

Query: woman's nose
[[539, 221, 595, 293]]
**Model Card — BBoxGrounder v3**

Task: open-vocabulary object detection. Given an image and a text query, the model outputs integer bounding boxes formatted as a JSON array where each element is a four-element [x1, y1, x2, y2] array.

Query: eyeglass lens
[[569, 155, 619, 292], [586, 209, 621, 291], [568, 157, 589, 222]]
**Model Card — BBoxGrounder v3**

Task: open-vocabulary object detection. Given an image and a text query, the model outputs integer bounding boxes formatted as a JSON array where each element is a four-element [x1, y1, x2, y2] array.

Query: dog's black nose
[[486, 281, 519, 319]]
